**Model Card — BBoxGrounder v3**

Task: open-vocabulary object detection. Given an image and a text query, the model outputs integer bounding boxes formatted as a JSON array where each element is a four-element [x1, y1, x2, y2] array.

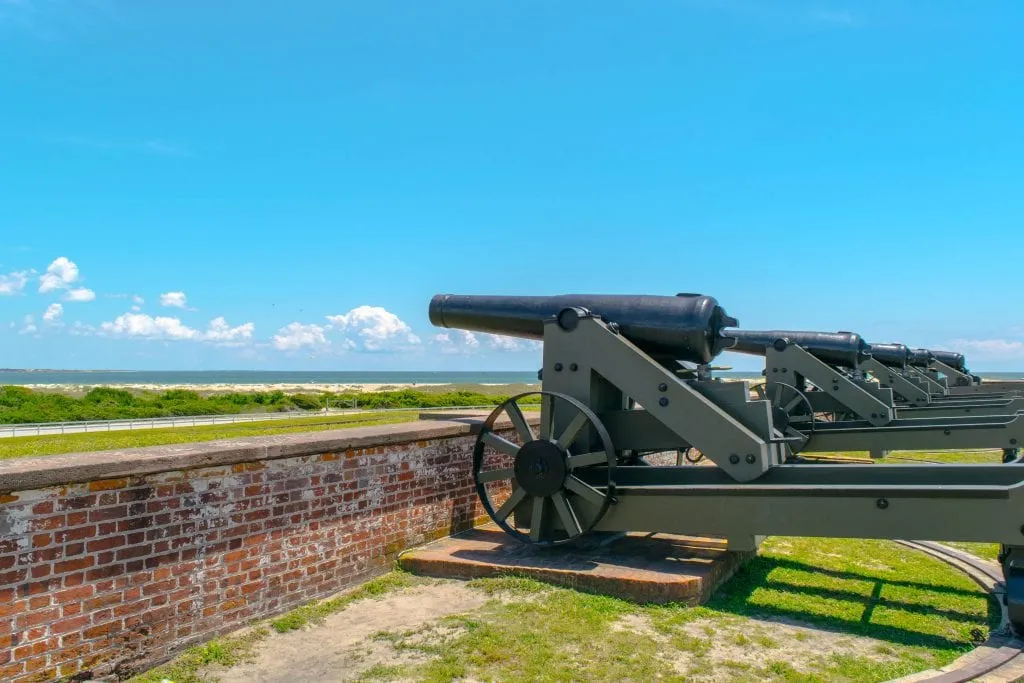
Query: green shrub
[[0, 386, 534, 424]]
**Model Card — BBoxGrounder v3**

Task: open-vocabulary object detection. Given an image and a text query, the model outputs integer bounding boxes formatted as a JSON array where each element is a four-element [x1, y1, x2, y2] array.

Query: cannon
[[429, 291, 1024, 632], [862, 343, 1017, 409], [720, 327, 1024, 436], [932, 350, 966, 373], [921, 349, 1024, 395], [867, 342, 1024, 401]]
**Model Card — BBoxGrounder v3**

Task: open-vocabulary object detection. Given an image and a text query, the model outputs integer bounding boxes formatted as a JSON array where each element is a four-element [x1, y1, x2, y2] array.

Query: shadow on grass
[[707, 554, 1003, 652]]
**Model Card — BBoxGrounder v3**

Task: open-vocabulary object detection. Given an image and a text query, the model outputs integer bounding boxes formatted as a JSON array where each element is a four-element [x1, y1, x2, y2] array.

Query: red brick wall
[[0, 425, 514, 682]]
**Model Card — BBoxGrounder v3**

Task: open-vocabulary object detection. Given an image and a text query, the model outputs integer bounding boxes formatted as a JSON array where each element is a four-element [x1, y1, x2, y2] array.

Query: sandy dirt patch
[[210, 583, 487, 683]]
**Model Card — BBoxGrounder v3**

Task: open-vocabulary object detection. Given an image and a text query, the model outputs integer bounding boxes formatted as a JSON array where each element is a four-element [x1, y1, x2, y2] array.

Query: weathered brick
[[30, 515, 65, 532], [51, 614, 91, 634], [58, 494, 97, 511], [88, 479, 128, 492], [16, 607, 61, 629], [82, 619, 122, 640], [0, 428, 528, 681], [54, 525, 97, 544], [114, 544, 152, 561], [88, 506, 127, 522], [13, 640, 50, 663], [0, 663, 25, 679], [85, 563, 124, 582], [86, 536, 125, 553], [53, 557, 95, 575], [28, 595, 49, 610], [83, 592, 123, 612]]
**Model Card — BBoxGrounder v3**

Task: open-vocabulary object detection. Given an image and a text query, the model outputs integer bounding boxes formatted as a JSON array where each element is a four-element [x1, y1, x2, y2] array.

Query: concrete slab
[[399, 523, 753, 606]]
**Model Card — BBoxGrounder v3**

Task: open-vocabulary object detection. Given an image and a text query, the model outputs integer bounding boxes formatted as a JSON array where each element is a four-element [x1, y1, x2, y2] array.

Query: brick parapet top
[[0, 412, 534, 494]]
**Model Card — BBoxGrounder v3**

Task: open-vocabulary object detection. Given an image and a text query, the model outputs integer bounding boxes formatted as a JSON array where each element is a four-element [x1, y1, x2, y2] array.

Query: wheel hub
[[514, 439, 568, 498]]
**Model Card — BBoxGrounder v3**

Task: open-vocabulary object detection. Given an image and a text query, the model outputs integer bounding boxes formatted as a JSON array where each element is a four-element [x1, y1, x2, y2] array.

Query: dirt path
[[212, 583, 486, 683]]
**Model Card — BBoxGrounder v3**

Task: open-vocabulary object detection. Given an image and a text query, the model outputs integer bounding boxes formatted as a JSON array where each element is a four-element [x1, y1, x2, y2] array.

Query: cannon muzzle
[[930, 350, 967, 372], [723, 329, 870, 368], [908, 349, 934, 367], [866, 343, 911, 368], [428, 293, 738, 364]]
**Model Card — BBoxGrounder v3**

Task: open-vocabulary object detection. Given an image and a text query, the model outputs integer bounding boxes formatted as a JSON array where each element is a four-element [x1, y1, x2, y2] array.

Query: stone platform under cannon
[[399, 523, 753, 605]]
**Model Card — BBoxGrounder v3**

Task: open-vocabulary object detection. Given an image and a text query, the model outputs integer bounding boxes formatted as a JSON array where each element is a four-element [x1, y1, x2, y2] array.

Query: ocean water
[[0, 369, 1021, 386], [0, 370, 542, 386]]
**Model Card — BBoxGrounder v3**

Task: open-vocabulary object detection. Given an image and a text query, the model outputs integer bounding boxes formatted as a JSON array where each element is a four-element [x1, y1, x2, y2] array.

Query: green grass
[[129, 627, 270, 683], [0, 384, 539, 424], [0, 411, 422, 460], [809, 449, 1004, 465], [367, 536, 999, 683], [942, 542, 1001, 563], [132, 538, 1000, 683]]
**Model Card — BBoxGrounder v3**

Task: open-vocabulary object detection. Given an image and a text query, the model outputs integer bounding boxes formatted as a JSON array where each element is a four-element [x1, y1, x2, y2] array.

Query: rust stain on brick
[[221, 597, 246, 611], [88, 479, 128, 492], [0, 494, 19, 504]]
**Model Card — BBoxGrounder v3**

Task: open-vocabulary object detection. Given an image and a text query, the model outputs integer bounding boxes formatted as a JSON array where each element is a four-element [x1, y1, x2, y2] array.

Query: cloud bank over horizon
[[1, 254, 544, 368], [5, 251, 1022, 372]]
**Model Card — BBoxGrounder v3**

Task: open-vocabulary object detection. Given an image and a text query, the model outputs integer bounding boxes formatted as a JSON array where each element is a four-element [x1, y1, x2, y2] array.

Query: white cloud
[[326, 305, 421, 350], [99, 312, 255, 345], [159, 291, 188, 308], [63, 287, 95, 302], [272, 322, 329, 351], [433, 330, 480, 354], [19, 315, 37, 335], [488, 334, 528, 352], [39, 256, 80, 293], [945, 339, 1024, 359], [37, 256, 94, 302], [133, 295, 144, 305], [204, 316, 255, 345], [431, 329, 538, 354], [0, 270, 32, 296], [69, 321, 94, 336], [101, 313, 197, 340], [43, 303, 63, 323]]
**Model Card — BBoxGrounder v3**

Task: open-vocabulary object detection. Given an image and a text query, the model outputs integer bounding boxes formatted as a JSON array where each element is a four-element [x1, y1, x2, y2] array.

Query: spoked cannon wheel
[[754, 381, 816, 455], [473, 391, 616, 547]]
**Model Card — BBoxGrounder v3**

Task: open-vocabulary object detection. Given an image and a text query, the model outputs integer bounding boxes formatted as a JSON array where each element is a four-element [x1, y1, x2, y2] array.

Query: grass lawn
[[124, 446, 1007, 682], [370, 537, 998, 682], [137, 533, 1000, 683], [0, 411, 423, 461]]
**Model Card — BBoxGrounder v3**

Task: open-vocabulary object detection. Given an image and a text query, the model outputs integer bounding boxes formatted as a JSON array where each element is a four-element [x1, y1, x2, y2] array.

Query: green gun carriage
[[429, 291, 1024, 633]]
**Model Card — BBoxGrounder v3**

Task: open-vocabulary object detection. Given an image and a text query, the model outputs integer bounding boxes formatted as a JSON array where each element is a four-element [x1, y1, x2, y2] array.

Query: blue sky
[[1, 1, 1023, 372]]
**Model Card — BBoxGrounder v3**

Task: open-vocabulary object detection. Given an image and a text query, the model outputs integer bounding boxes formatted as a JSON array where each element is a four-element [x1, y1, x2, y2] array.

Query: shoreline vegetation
[[0, 383, 545, 425]]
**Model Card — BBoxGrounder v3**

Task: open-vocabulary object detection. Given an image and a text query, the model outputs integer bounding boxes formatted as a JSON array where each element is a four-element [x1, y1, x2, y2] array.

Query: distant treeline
[[0, 386, 540, 424]]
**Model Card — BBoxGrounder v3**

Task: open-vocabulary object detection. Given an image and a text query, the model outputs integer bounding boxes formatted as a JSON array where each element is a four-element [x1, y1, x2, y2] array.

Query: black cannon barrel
[[723, 330, 870, 368], [866, 342, 911, 368], [930, 350, 967, 372], [908, 348, 934, 367], [428, 293, 738, 364]]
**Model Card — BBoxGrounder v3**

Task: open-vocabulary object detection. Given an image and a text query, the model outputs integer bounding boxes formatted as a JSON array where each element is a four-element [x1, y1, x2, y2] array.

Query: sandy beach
[[16, 382, 542, 396]]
